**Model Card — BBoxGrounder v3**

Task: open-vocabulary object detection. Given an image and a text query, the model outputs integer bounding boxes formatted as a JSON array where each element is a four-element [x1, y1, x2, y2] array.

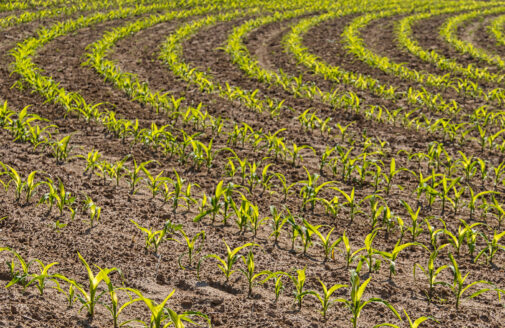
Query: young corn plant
[[286, 212, 303, 252], [402, 310, 438, 328], [163, 170, 196, 216], [489, 196, 505, 229], [194, 180, 226, 224], [52, 278, 76, 308], [359, 230, 381, 274], [198, 240, 258, 284], [424, 217, 445, 250], [103, 282, 139, 328], [126, 159, 154, 195], [122, 288, 210, 328], [335, 270, 401, 328], [375, 309, 438, 328], [298, 167, 337, 211], [316, 196, 340, 220], [239, 251, 270, 297], [38, 178, 75, 219], [240, 198, 267, 237], [467, 187, 496, 220], [437, 176, 461, 216], [308, 278, 347, 320], [400, 200, 423, 242], [4, 249, 36, 289], [54, 179, 76, 219], [142, 168, 168, 199], [0, 163, 41, 204], [131, 219, 177, 255], [474, 229, 505, 265], [442, 219, 483, 256], [0, 101, 14, 126], [381, 158, 410, 196], [50, 135, 73, 164], [304, 220, 342, 261], [80, 150, 102, 177], [178, 229, 205, 270], [333, 187, 362, 224], [22, 170, 42, 204], [267, 205, 287, 246], [448, 253, 496, 310], [299, 221, 317, 256], [109, 155, 130, 187], [280, 267, 311, 310], [338, 231, 363, 268], [378, 241, 423, 279], [82, 196, 101, 228], [54, 252, 117, 319], [22, 259, 59, 295], [335, 122, 354, 142], [413, 245, 450, 300], [274, 172, 298, 202], [285, 143, 316, 167]]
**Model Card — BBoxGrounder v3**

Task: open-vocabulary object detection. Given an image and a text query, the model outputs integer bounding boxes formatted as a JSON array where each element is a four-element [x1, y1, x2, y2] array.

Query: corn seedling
[[0, 163, 41, 203], [377, 241, 422, 279], [274, 172, 298, 202], [54, 252, 117, 318], [424, 217, 445, 250], [413, 245, 450, 300], [239, 251, 270, 297], [52, 278, 76, 308], [198, 239, 258, 283], [267, 205, 287, 245], [25, 259, 58, 295], [50, 135, 73, 164], [122, 288, 210, 328], [80, 150, 102, 177], [178, 229, 205, 270], [374, 309, 438, 328], [109, 155, 130, 187], [489, 195, 505, 229], [104, 282, 139, 328], [467, 187, 496, 220], [381, 158, 410, 196], [4, 249, 35, 288], [335, 269, 401, 328], [194, 180, 225, 224], [51, 219, 67, 232], [83, 196, 101, 228], [333, 187, 362, 224], [142, 168, 168, 199], [400, 200, 423, 242], [304, 219, 341, 261], [442, 219, 482, 256], [448, 253, 496, 310], [338, 231, 362, 268], [286, 211, 303, 252], [282, 267, 310, 310], [285, 143, 315, 167], [131, 219, 178, 255], [308, 278, 347, 319], [299, 167, 337, 211], [53, 178, 76, 219], [359, 229, 381, 274], [126, 159, 154, 195], [474, 229, 505, 265]]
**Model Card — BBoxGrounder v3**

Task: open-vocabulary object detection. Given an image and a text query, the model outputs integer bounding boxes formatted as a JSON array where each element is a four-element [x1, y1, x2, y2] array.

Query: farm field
[[2, 0, 505, 327]]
